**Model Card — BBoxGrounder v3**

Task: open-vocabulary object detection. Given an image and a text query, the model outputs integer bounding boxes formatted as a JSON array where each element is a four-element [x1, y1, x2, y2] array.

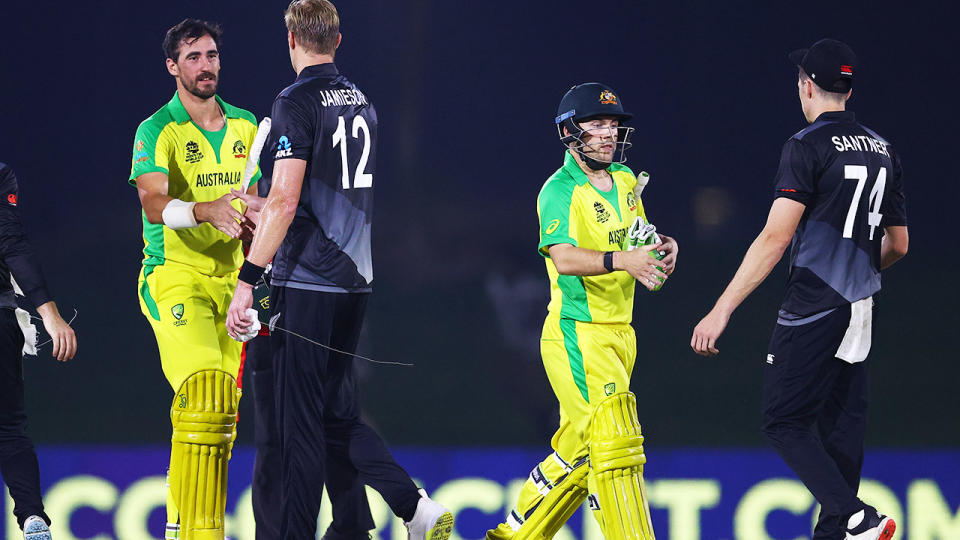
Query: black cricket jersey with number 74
[[773, 110, 907, 319]]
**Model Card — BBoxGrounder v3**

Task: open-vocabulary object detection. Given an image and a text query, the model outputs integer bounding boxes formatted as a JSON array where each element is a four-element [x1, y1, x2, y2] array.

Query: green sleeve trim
[[249, 169, 262, 187], [538, 176, 578, 256], [557, 274, 592, 321], [130, 115, 174, 182], [559, 318, 589, 403], [128, 165, 169, 187]]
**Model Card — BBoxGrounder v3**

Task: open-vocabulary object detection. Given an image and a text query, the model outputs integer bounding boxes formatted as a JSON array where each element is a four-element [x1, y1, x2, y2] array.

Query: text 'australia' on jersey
[[268, 63, 375, 293], [129, 93, 262, 277], [537, 151, 647, 324], [774, 110, 907, 319]]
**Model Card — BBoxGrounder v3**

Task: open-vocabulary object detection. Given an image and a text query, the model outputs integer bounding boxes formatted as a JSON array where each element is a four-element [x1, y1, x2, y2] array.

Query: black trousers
[[0, 308, 49, 530], [762, 304, 869, 539], [270, 287, 420, 538], [247, 333, 376, 540]]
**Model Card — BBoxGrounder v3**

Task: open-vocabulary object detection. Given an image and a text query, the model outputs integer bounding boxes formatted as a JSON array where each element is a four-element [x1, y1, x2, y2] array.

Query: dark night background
[[0, 1, 954, 450]]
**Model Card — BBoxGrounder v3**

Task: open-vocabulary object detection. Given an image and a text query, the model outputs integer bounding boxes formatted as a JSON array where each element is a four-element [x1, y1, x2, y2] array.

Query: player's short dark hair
[[798, 67, 848, 103], [163, 18, 223, 61], [285, 0, 340, 56]]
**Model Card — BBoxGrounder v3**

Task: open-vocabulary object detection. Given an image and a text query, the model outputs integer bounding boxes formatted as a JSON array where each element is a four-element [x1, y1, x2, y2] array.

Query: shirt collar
[[562, 150, 609, 186], [297, 62, 339, 81], [815, 110, 855, 123], [166, 92, 241, 124]]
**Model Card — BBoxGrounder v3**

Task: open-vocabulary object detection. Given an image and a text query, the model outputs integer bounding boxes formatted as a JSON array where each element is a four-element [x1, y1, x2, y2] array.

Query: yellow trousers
[[138, 262, 242, 390], [499, 313, 637, 532]]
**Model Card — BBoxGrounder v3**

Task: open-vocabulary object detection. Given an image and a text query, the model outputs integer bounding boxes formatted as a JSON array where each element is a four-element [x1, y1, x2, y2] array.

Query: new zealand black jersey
[[268, 63, 375, 293], [774, 111, 907, 319]]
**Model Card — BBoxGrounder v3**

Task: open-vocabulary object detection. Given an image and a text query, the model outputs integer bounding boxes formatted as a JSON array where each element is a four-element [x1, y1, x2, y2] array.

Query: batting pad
[[508, 458, 588, 540], [589, 392, 655, 540], [169, 369, 239, 539]]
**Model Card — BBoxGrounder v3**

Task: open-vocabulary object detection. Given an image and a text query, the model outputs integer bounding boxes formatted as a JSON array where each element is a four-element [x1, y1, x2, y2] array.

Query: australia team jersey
[[267, 63, 374, 293], [129, 93, 262, 277], [538, 151, 647, 324], [774, 110, 907, 319]]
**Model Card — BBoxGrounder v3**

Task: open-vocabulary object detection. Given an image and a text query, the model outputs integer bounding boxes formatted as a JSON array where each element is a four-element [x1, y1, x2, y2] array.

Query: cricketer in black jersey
[[268, 62, 375, 293], [774, 110, 907, 322], [692, 38, 908, 540]]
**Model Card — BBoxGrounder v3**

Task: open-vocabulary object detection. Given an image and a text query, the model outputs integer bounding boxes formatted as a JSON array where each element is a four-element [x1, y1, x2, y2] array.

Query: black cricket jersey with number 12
[[774, 110, 907, 321], [268, 63, 375, 293]]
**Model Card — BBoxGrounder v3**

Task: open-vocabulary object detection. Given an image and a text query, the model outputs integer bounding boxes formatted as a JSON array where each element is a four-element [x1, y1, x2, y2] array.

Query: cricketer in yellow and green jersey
[[130, 93, 261, 281], [537, 150, 647, 324]]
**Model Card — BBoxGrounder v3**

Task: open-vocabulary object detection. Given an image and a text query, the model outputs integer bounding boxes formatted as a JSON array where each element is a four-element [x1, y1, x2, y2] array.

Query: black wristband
[[603, 251, 615, 273], [238, 260, 266, 286]]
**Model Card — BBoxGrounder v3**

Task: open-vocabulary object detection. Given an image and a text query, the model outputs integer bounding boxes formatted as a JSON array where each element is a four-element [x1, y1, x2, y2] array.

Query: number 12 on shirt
[[843, 164, 885, 240], [332, 115, 373, 189]]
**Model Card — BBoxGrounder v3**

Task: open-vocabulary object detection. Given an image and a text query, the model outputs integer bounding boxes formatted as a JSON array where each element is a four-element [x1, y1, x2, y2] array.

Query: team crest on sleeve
[[275, 136, 292, 158], [626, 191, 637, 211], [599, 90, 618, 105], [232, 140, 247, 159], [594, 201, 611, 223], [185, 141, 203, 164]]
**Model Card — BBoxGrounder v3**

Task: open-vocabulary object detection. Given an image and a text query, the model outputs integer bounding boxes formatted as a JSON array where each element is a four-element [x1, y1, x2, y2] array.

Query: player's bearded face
[[577, 118, 619, 163], [176, 35, 221, 100]]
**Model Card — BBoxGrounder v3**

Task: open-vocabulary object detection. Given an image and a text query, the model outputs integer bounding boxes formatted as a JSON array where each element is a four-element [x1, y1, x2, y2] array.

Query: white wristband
[[162, 199, 198, 229]]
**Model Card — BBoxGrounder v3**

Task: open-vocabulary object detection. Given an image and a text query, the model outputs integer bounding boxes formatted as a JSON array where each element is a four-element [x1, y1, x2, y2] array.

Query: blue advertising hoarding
[[1, 447, 958, 539]]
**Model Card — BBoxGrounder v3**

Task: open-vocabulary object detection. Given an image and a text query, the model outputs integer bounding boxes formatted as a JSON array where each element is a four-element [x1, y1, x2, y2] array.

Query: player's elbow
[[759, 229, 793, 253], [890, 237, 909, 259]]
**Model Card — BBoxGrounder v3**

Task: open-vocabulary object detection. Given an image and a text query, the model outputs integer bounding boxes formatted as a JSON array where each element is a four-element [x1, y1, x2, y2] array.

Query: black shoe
[[845, 506, 896, 540]]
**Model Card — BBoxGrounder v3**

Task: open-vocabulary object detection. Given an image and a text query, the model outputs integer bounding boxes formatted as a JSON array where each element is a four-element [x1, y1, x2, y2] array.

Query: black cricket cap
[[789, 38, 856, 93], [555, 82, 633, 126]]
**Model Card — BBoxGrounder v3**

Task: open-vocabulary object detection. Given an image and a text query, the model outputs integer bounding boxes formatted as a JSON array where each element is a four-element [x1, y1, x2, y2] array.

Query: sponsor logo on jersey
[[545, 219, 560, 234], [275, 135, 293, 158], [136, 140, 144, 152], [185, 141, 204, 164], [233, 140, 247, 159], [6, 193, 16, 206], [626, 191, 638, 211], [171, 303, 188, 326], [594, 201, 611, 224], [599, 90, 618, 105]]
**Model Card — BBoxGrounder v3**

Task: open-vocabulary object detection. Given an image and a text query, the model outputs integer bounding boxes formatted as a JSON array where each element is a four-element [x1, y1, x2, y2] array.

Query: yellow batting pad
[[512, 459, 588, 540], [169, 369, 239, 540], [589, 392, 655, 540]]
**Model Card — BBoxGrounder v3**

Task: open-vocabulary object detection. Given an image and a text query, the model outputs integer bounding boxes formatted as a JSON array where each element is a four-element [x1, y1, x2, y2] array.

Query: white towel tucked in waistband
[[836, 296, 872, 364]]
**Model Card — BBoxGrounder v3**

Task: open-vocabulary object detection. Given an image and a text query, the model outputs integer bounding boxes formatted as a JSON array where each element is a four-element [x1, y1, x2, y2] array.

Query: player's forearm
[[140, 192, 175, 224], [245, 195, 296, 267], [550, 245, 610, 276], [713, 232, 790, 316], [36, 300, 62, 322]]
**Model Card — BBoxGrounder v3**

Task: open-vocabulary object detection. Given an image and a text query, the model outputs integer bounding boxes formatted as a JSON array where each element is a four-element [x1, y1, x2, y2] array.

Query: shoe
[[845, 506, 896, 540], [23, 516, 51, 540], [405, 490, 454, 540]]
